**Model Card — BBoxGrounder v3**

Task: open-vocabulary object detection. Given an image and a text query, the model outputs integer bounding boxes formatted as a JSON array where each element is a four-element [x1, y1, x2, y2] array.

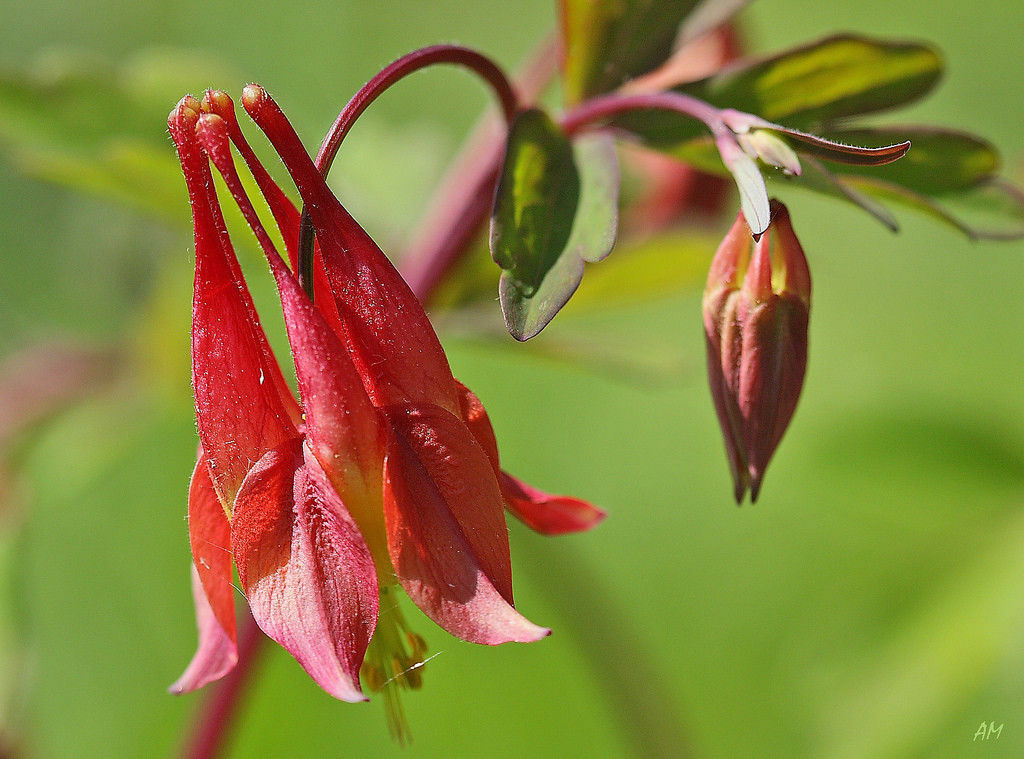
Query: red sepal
[[241, 86, 460, 414], [382, 403, 548, 644], [168, 100, 298, 507], [169, 454, 237, 693]]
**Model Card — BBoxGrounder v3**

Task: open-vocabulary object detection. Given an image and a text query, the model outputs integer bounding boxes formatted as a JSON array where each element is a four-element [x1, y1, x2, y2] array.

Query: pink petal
[[231, 439, 379, 702], [170, 455, 238, 693], [382, 403, 549, 645], [241, 85, 460, 414], [170, 566, 239, 693], [455, 380, 604, 534]]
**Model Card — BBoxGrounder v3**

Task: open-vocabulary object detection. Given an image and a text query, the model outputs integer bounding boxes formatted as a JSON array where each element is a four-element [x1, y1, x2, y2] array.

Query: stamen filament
[[361, 586, 429, 745]]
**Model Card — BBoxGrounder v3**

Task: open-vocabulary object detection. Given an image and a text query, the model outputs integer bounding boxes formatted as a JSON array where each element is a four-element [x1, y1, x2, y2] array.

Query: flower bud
[[703, 200, 810, 503]]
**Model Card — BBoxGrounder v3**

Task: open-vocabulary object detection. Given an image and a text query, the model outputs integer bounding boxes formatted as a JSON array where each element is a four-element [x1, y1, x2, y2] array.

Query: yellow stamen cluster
[[361, 586, 429, 744]]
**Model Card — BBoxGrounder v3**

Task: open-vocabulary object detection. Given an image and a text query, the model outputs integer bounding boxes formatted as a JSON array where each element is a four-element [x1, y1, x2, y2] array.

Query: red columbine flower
[[168, 85, 603, 706], [703, 200, 811, 504], [230, 85, 604, 536]]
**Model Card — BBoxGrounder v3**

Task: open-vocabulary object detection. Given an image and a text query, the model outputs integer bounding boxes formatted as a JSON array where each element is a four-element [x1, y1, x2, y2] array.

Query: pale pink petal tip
[[169, 566, 238, 694]]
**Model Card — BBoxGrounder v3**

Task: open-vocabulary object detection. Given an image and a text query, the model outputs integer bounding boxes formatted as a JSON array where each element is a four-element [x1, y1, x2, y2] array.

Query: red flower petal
[[382, 403, 548, 645], [453, 379, 501, 467], [232, 438, 379, 702], [188, 454, 237, 644], [499, 473, 606, 535], [455, 380, 605, 534], [199, 91, 344, 337], [170, 454, 237, 693], [241, 85, 460, 414], [195, 113, 383, 487], [168, 100, 298, 507]]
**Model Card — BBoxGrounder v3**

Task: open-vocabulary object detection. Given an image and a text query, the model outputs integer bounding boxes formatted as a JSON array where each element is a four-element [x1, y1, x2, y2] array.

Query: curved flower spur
[[167, 88, 604, 716]]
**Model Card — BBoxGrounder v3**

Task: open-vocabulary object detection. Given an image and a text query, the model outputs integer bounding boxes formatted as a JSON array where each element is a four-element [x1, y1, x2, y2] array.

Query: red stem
[[560, 90, 726, 137], [314, 45, 518, 171], [401, 34, 559, 301], [181, 613, 263, 759], [297, 44, 519, 297]]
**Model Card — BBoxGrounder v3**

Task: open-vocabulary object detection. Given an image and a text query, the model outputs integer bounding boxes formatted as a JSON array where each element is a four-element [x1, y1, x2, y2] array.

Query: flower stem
[[560, 90, 729, 138], [180, 613, 263, 759], [296, 44, 520, 298], [400, 34, 559, 301]]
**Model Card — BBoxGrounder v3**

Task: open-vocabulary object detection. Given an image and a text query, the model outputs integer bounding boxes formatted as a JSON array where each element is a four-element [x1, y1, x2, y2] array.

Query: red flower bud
[[703, 200, 810, 503]]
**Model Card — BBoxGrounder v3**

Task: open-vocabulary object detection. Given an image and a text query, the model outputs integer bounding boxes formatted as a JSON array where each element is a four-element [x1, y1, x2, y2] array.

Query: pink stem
[[314, 45, 518, 171], [560, 90, 726, 137]]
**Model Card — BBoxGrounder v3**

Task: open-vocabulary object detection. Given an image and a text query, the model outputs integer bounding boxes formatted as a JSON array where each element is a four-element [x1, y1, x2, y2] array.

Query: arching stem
[[296, 44, 519, 298]]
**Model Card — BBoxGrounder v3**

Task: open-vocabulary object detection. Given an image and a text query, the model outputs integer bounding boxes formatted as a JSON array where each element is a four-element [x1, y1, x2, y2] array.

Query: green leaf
[[490, 109, 619, 340], [559, 0, 702, 104], [612, 35, 943, 148], [687, 34, 943, 128], [491, 109, 580, 300], [844, 176, 1024, 240], [567, 133, 621, 266], [650, 126, 1022, 241]]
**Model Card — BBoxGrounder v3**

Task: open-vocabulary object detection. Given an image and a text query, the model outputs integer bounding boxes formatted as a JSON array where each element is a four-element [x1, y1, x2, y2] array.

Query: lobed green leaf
[[659, 130, 1024, 240]]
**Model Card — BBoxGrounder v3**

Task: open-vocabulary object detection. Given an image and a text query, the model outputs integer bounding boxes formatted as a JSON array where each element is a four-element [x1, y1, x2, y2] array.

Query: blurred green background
[[2, 1, 1024, 757]]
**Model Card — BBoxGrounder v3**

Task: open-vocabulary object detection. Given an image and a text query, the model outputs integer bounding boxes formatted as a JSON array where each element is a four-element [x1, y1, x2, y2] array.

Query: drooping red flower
[[168, 85, 604, 704], [231, 85, 605, 536], [703, 200, 811, 504], [168, 98, 380, 702]]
